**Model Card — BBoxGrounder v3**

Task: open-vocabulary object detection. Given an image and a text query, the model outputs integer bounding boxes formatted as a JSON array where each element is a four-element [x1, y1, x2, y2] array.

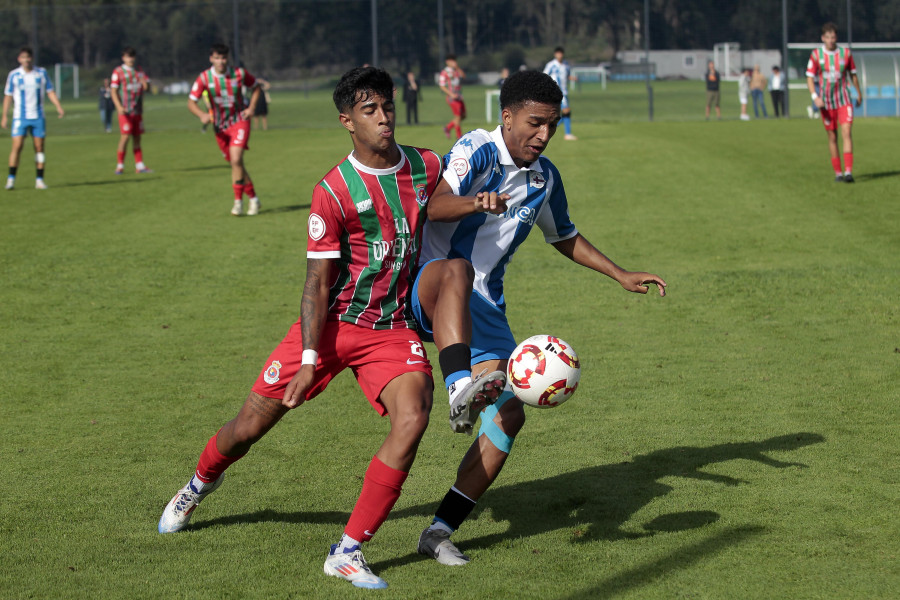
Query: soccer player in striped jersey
[[412, 70, 667, 565], [806, 22, 862, 183], [188, 44, 262, 216], [158, 67, 445, 589], [543, 46, 578, 140], [1, 47, 64, 191], [110, 47, 152, 175]]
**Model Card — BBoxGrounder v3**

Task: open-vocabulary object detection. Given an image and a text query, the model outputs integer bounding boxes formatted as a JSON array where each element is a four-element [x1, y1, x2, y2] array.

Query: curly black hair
[[499, 70, 563, 112], [333, 67, 395, 113]]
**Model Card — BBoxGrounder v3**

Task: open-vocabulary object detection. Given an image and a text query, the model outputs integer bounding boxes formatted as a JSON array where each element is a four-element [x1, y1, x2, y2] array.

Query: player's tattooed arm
[[284, 258, 332, 409]]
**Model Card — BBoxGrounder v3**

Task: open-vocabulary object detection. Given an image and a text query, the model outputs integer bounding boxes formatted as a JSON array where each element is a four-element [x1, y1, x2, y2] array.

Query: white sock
[[448, 376, 472, 405], [116, 163, 124, 169], [189, 473, 216, 493], [335, 534, 361, 554], [136, 161, 146, 170]]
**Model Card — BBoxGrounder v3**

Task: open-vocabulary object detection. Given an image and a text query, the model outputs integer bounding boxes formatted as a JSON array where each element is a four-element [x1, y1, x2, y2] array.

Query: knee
[[443, 258, 474, 287]]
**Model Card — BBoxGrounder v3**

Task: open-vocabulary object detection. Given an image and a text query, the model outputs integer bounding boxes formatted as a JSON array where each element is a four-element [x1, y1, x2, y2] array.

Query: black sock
[[439, 343, 471, 384], [9, 166, 17, 176], [433, 487, 476, 531], [36, 168, 44, 178]]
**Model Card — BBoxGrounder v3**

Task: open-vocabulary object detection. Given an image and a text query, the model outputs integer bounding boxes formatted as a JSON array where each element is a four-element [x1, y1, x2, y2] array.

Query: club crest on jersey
[[415, 184, 429, 207], [450, 157, 469, 177], [263, 360, 282, 384], [308, 214, 326, 240], [529, 171, 546, 189]]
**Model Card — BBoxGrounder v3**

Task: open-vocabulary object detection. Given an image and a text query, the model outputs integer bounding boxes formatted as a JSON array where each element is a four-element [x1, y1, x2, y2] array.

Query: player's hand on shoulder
[[282, 366, 315, 409], [620, 271, 667, 297], [474, 191, 509, 215]]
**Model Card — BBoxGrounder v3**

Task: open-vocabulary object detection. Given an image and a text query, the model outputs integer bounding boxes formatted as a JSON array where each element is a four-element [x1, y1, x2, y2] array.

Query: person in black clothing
[[704, 60, 721, 120], [402, 71, 420, 125], [99, 78, 114, 133]]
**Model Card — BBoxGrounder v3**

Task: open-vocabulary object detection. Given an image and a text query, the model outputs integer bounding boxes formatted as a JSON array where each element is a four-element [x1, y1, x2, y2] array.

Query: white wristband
[[811, 93, 818, 100], [301, 349, 318, 366]]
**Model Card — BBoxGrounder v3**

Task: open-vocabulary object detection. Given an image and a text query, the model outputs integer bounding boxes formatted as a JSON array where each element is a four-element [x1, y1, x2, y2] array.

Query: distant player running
[[439, 54, 466, 140], [2, 47, 64, 190], [110, 47, 152, 175], [806, 22, 862, 183], [543, 46, 578, 140], [158, 67, 444, 589], [188, 43, 261, 215]]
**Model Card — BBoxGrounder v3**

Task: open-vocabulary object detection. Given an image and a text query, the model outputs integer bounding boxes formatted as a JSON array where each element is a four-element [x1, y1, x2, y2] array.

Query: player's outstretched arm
[[427, 178, 509, 222], [552, 233, 666, 297], [283, 257, 333, 409]]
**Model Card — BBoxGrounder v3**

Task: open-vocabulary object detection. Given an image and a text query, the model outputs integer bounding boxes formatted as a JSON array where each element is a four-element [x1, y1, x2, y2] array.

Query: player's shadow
[[854, 170, 900, 182], [260, 203, 310, 214], [172, 164, 230, 172], [371, 432, 823, 572], [56, 177, 160, 188]]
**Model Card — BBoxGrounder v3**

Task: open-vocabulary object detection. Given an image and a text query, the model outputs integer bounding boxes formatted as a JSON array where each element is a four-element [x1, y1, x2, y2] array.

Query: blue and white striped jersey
[[421, 126, 578, 309], [543, 59, 571, 97], [4, 67, 53, 120]]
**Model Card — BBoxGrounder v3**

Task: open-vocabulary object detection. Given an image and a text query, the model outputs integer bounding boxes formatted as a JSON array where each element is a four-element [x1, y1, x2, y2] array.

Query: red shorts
[[118, 113, 144, 135], [251, 319, 433, 415], [447, 98, 466, 118], [215, 120, 251, 160], [820, 104, 853, 131]]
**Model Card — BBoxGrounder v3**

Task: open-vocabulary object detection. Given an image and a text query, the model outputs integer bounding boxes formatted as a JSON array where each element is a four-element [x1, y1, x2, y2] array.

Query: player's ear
[[501, 107, 512, 129], [339, 112, 354, 134]]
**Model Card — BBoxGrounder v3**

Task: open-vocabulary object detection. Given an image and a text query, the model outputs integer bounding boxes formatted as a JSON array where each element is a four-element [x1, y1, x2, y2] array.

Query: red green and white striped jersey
[[307, 145, 442, 330], [806, 46, 857, 110], [110, 65, 148, 115], [189, 66, 257, 131]]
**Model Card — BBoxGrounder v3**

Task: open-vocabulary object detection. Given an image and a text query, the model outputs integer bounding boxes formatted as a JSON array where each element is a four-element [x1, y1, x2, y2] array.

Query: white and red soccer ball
[[507, 335, 580, 408]]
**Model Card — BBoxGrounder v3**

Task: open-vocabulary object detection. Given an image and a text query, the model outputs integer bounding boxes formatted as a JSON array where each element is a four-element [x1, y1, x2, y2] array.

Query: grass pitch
[[1, 86, 898, 599]]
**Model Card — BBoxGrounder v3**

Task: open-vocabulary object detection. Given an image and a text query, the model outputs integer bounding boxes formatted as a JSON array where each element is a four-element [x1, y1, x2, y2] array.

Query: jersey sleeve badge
[[308, 213, 326, 240]]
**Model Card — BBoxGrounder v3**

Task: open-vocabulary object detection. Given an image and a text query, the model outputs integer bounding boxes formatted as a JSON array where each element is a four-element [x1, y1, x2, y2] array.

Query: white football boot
[[231, 199, 243, 216], [35, 179, 48, 190], [247, 197, 260, 216], [417, 527, 470, 565], [157, 474, 224, 533], [448, 370, 506, 434], [5, 177, 15, 190], [323, 545, 388, 589]]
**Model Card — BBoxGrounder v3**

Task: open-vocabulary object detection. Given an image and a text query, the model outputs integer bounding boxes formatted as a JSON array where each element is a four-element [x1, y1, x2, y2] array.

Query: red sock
[[454, 124, 462, 139], [134, 148, 143, 164], [232, 183, 245, 201], [343, 456, 408, 542], [195, 433, 245, 483], [843, 152, 853, 174], [116, 151, 125, 164], [244, 181, 256, 198], [830, 156, 843, 175]]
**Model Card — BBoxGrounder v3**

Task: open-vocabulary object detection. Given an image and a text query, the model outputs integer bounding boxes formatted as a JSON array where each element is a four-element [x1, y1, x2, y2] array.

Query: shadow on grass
[[188, 509, 349, 532], [171, 164, 230, 172], [372, 432, 824, 572], [55, 177, 160, 188], [260, 203, 311, 214], [855, 170, 900, 182]]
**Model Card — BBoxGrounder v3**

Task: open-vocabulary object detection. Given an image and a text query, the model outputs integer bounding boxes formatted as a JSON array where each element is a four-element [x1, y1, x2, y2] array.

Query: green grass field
[[2, 83, 898, 599]]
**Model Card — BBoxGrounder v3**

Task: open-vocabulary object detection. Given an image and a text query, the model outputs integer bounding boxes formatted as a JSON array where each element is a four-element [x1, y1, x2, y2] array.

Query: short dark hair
[[210, 43, 229, 57], [333, 66, 395, 113], [445, 53, 456, 61], [122, 46, 137, 58], [822, 22, 837, 35], [18, 46, 33, 58], [554, 46, 565, 54], [772, 65, 780, 71], [500, 70, 562, 111]]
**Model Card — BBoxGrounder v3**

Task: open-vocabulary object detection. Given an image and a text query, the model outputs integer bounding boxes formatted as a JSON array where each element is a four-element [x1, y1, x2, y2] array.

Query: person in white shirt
[[1, 47, 65, 190], [543, 46, 578, 140], [770, 66, 786, 117]]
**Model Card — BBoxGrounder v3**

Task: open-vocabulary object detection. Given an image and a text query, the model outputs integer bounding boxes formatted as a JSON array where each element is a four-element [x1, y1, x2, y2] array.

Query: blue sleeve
[[441, 131, 495, 196], [43, 69, 54, 92], [535, 161, 577, 243]]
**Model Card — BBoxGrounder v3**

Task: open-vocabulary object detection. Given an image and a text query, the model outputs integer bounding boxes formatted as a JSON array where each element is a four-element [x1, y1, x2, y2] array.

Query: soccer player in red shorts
[[806, 22, 863, 183], [439, 54, 466, 140], [188, 43, 262, 215], [110, 47, 151, 175], [158, 67, 445, 589]]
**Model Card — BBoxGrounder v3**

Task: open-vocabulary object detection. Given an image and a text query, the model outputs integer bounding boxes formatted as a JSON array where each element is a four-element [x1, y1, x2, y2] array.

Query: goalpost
[[54, 63, 80, 99]]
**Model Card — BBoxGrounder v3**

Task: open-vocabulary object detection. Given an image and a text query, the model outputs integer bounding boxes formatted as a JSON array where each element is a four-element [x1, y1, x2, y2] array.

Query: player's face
[[342, 92, 396, 154], [501, 101, 560, 167], [554, 51, 564, 62], [17, 52, 33, 70], [209, 52, 229, 73], [821, 30, 838, 51], [122, 54, 136, 68]]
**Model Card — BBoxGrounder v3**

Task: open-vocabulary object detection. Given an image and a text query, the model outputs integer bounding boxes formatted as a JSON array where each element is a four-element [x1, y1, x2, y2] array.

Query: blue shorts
[[412, 259, 518, 364], [11, 117, 46, 138]]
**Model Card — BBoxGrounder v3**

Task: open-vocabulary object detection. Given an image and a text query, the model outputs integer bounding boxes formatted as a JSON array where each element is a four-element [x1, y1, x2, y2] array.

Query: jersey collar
[[489, 126, 544, 173], [347, 144, 406, 175]]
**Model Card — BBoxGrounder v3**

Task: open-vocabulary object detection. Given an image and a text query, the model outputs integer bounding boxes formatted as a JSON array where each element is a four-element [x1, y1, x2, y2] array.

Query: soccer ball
[[507, 335, 580, 408]]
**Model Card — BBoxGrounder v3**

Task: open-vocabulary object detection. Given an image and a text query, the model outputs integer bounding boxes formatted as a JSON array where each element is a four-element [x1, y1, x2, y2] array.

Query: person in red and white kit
[[806, 22, 863, 183], [188, 43, 262, 216], [110, 47, 151, 175], [439, 54, 466, 140]]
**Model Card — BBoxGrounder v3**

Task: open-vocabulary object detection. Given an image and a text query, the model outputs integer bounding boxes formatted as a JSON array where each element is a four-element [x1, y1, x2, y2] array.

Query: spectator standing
[[750, 65, 768, 118], [739, 68, 751, 121], [99, 78, 114, 133], [402, 71, 420, 125], [252, 78, 271, 130], [770, 66, 786, 117], [704, 60, 721, 120]]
